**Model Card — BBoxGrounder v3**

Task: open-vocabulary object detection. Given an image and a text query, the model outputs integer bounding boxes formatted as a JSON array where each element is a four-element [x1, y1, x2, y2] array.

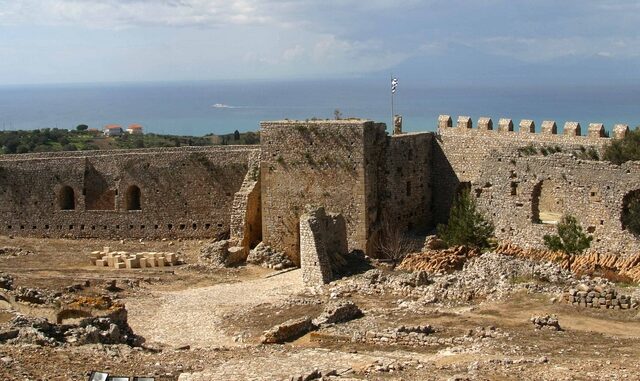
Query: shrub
[[543, 215, 592, 271], [622, 191, 640, 236], [437, 188, 494, 249], [603, 127, 640, 164]]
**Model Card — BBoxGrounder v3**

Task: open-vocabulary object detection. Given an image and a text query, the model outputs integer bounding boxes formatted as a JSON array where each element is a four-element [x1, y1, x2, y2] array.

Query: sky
[[1, 0, 640, 85]]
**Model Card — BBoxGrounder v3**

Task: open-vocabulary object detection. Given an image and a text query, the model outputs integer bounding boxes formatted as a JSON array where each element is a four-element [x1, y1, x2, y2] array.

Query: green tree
[[622, 192, 640, 236], [233, 130, 240, 140], [543, 215, 592, 271], [437, 188, 494, 249], [76, 124, 89, 131], [603, 127, 640, 164]]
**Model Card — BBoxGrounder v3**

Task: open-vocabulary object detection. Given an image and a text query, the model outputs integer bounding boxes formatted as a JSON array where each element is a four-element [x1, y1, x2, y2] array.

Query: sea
[[0, 79, 639, 136]]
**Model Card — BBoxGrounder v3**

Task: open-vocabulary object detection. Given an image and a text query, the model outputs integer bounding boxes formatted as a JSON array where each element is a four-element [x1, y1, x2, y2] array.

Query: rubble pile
[[312, 301, 363, 328], [0, 246, 34, 257], [353, 325, 505, 347], [0, 298, 139, 346], [530, 315, 561, 331], [247, 242, 294, 270], [260, 316, 314, 344], [0, 272, 14, 290], [330, 253, 573, 304], [398, 246, 480, 274], [496, 242, 640, 283], [89, 247, 181, 269], [563, 279, 637, 310]]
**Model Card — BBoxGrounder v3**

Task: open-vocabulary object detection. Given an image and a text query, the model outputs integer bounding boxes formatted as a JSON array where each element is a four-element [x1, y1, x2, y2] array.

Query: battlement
[[438, 115, 629, 141]]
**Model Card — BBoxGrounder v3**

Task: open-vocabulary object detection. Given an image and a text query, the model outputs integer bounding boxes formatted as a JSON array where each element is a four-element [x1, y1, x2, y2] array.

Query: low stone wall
[[563, 282, 636, 310]]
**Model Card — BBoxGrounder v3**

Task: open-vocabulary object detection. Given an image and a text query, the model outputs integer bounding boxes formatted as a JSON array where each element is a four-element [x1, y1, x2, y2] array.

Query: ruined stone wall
[[229, 150, 262, 253], [432, 115, 627, 225], [299, 206, 348, 286], [0, 146, 257, 239], [260, 120, 386, 263], [473, 153, 640, 255], [380, 133, 433, 233]]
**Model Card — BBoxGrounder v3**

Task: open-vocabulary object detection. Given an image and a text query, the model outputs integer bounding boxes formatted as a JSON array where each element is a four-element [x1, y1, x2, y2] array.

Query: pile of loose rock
[[0, 246, 34, 257], [247, 242, 294, 270], [353, 325, 504, 347], [261, 301, 362, 344], [563, 279, 636, 310], [398, 246, 480, 274], [89, 247, 181, 269], [0, 297, 139, 346], [330, 252, 573, 305], [199, 240, 246, 268], [530, 315, 561, 331]]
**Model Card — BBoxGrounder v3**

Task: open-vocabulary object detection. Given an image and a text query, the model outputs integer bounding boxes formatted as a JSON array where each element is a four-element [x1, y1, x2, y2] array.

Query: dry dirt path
[[125, 269, 303, 348]]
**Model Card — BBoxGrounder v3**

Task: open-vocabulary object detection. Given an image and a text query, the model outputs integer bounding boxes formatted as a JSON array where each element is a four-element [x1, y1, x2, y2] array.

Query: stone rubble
[[260, 316, 314, 344], [1, 307, 139, 346], [329, 252, 574, 305], [248, 242, 295, 270], [312, 301, 362, 328], [530, 315, 562, 331], [0, 246, 34, 257], [563, 278, 637, 310]]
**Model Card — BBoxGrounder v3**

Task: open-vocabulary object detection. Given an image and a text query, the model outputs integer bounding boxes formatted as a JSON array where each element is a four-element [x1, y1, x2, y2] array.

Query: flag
[[391, 77, 398, 94]]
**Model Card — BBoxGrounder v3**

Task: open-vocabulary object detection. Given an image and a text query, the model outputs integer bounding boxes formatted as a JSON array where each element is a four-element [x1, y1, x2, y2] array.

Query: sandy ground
[[0, 236, 639, 381]]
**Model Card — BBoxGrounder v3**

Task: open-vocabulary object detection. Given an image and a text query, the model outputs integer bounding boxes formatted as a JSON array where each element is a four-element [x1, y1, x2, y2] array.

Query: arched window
[[58, 186, 75, 210], [531, 179, 562, 224], [125, 185, 142, 210], [622, 189, 640, 236]]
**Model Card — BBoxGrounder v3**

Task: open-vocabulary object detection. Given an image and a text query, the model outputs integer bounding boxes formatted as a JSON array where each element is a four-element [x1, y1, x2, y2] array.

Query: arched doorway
[[58, 186, 75, 210], [125, 185, 142, 210], [531, 179, 562, 224]]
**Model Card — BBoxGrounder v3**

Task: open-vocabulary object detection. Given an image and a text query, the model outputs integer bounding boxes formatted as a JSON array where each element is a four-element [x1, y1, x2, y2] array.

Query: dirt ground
[[0, 236, 640, 381]]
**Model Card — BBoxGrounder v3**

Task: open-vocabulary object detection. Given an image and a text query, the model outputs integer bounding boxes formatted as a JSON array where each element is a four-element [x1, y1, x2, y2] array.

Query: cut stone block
[[125, 258, 140, 269], [114, 262, 126, 269]]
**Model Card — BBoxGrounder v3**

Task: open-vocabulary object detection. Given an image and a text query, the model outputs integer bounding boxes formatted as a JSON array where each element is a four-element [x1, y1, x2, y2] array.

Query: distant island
[[0, 125, 259, 154]]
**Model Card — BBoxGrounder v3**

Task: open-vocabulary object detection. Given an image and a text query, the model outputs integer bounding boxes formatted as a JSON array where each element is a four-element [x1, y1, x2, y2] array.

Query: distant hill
[[0, 128, 259, 155]]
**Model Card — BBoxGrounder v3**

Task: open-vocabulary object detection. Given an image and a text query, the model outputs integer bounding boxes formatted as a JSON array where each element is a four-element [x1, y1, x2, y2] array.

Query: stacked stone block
[[563, 283, 636, 310], [89, 247, 181, 269]]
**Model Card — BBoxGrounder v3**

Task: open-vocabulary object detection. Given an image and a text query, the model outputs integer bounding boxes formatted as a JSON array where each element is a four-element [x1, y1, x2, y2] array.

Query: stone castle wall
[[381, 133, 433, 232], [0, 146, 257, 239], [435, 115, 639, 255], [259, 120, 387, 263]]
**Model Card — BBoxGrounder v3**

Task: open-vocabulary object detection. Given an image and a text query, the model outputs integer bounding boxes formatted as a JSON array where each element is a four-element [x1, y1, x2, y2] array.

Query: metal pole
[[391, 74, 394, 131]]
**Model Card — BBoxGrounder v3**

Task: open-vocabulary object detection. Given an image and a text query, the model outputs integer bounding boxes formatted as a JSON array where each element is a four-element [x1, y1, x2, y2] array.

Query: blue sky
[[1, 0, 640, 85]]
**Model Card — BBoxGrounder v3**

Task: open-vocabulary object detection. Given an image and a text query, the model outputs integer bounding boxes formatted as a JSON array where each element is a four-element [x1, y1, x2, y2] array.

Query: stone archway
[[531, 179, 563, 224], [58, 186, 75, 210], [125, 185, 142, 211]]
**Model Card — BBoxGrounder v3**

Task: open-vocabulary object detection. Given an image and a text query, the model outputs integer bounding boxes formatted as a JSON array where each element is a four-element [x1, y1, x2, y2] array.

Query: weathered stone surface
[[247, 242, 294, 270], [530, 315, 561, 331], [312, 301, 363, 327], [261, 316, 314, 344], [300, 206, 348, 287]]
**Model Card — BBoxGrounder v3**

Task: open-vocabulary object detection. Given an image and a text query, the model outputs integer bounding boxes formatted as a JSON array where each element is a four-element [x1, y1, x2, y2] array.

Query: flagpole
[[391, 73, 395, 131]]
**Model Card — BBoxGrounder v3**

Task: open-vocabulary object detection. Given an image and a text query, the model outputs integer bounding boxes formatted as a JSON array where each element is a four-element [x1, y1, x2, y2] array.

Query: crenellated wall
[[0, 146, 257, 239], [435, 114, 640, 255], [0, 113, 637, 259]]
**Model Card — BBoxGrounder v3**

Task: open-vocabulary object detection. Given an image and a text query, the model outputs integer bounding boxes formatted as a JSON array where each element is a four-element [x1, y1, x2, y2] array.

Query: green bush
[[622, 192, 640, 236], [603, 127, 640, 164], [543, 215, 592, 270], [437, 188, 494, 249]]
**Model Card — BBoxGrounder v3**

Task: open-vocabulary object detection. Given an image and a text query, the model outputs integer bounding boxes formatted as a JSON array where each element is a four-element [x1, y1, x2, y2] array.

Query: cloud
[[0, 0, 273, 28]]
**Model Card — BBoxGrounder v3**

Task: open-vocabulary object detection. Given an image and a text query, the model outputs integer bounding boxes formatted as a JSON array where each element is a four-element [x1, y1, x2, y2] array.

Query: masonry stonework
[[0, 115, 638, 263], [0, 146, 257, 239]]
